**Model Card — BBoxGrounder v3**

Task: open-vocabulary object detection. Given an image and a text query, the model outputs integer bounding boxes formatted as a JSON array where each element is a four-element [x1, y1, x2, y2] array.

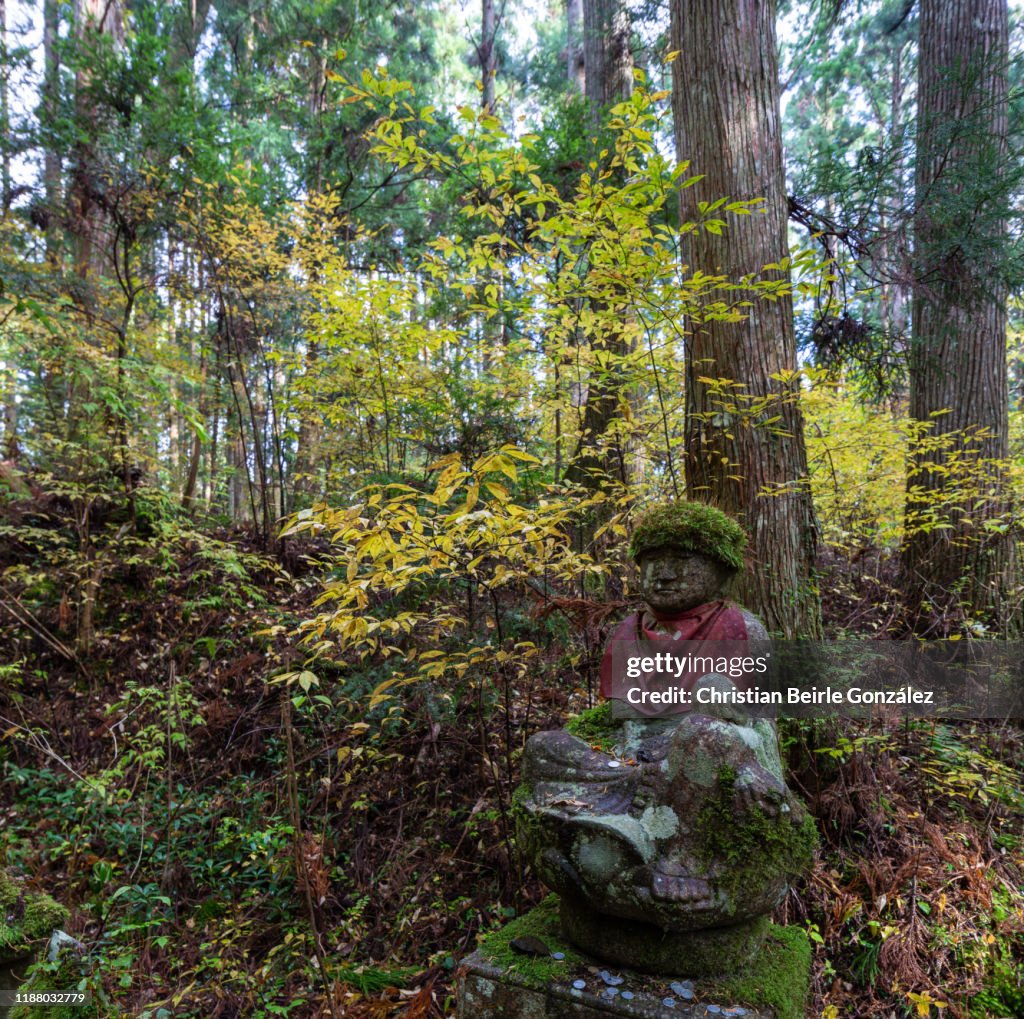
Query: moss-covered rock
[[564, 702, 619, 751], [475, 895, 584, 985], [702, 924, 812, 1019], [0, 870, 68, 964], [696, 765, 819, 909]]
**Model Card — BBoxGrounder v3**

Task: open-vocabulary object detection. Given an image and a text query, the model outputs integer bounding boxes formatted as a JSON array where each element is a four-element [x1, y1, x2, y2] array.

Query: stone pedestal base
[[458, 952, 773, 1018], [560, 897, 768, 977], [456, 897, 810, 1019]]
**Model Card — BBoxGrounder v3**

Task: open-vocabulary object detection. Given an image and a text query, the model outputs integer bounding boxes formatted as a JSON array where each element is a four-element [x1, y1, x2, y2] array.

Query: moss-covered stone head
[[629, 502, 747, 572]]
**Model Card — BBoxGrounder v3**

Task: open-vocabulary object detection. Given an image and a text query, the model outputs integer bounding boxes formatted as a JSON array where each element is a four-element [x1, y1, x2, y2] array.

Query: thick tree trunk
[[671, 0, 821, 638], [565, 0, 635, 490], [903, 0, 1016, 634], [566, 0, 585, 94], [581, 0, 631, 116], [70, 0, 123, 282]]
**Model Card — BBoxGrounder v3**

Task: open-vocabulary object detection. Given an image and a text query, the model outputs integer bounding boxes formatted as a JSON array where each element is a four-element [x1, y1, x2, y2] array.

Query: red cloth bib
[[598, 600, 749, 699]]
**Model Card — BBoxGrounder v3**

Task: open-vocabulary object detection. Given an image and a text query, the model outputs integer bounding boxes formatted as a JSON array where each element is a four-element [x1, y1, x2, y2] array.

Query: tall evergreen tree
[[70, 0, 124, 282], [566, 0, 585, 93], [581, 0, 631, 115], [781, 0, 917, 384], [565, 0, 636, 488], [671, 0, 822, 637], [902, 0, 1017, 634]]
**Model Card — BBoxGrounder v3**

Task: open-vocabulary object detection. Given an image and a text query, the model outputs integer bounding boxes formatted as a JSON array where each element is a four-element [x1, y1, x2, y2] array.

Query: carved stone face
[[637, 548, 732, 615]]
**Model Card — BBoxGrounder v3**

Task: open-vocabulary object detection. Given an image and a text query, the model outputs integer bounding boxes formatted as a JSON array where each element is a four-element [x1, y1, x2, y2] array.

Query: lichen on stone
[[639, 804, 679, 840]]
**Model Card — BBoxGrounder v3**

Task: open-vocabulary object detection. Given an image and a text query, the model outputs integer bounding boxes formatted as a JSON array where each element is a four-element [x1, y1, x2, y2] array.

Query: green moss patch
[[697, 767, 819, 906], [703, 924, 812, 1019], [0, 870, 68, 962], [474, 895, 583, 984], [474, 898, 809, 1017], [630, 502, 747, 570], [564, 701, 619, 751]]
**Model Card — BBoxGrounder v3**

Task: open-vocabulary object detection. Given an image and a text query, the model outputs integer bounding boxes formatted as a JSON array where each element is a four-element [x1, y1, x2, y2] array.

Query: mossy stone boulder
[[0, 870, 67, 965]]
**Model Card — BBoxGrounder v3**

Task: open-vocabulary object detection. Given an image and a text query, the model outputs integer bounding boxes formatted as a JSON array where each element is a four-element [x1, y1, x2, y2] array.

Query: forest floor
[[0, 521, 1021, 1018]]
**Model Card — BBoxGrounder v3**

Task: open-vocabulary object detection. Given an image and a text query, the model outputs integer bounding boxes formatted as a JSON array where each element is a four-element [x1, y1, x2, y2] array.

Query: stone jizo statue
[[516, 502, 815, 976]]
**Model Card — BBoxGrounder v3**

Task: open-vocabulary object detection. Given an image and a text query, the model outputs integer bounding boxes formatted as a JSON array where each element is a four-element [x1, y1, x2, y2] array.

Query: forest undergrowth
[[0, 507, 1021, 1019]]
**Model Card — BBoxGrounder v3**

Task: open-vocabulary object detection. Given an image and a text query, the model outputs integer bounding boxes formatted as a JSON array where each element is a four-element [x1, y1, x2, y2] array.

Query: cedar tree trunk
[[671, 0, 821, 638], [903, 0, 1017, 634]]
